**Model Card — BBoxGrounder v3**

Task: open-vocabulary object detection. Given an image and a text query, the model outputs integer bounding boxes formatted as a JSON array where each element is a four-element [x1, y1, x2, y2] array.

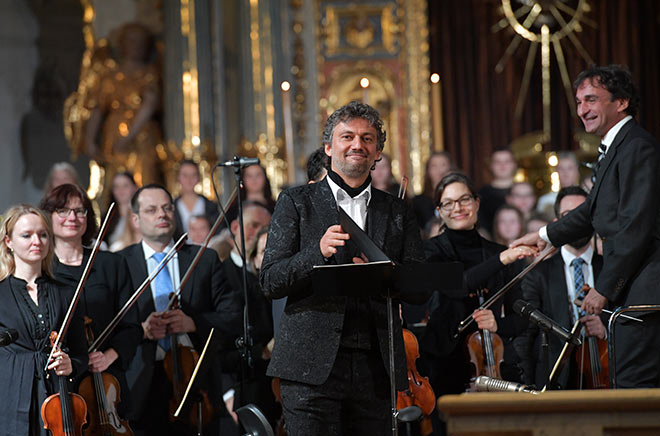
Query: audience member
[[506, 182, 537, 221], [44, 161, 80, 194], [173, 160, 219, 239], [371, 153, 401, 196], [536, 152, 581, 217], [492, 204, 524, 247], [413, 151, 453, 229], [306, 147, 329, 183], [477, 149, 517, 234]]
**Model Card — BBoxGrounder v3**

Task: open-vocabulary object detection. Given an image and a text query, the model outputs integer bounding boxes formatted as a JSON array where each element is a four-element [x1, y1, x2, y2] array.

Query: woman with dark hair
[[40, 184, 142, 420], [419, 173, 534, 434], [492, 204, 525, 247], [412, 151, 453, 229], [0, 204, 87, 435], [225, 164, 276, 226]]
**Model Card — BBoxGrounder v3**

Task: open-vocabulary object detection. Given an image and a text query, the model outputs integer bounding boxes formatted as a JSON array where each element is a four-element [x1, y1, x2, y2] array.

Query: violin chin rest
[[397, 405, 423, 423]]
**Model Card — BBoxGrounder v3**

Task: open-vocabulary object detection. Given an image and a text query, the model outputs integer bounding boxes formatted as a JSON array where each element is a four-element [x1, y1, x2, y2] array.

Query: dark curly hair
[[322, 101, 386, 153], [574, 64, 640, 117], [40, 183, 98, 246]]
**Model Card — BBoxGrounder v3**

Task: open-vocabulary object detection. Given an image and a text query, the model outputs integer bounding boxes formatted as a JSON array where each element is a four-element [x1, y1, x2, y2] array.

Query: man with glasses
[[119, 184, 240, 435]]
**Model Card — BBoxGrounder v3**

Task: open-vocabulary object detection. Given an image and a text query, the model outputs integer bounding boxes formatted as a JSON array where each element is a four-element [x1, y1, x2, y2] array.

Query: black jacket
[[259, 178, 426, 389]]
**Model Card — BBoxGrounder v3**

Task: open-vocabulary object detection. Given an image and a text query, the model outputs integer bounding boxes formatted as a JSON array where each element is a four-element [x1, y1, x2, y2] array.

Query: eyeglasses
[[439, 194, 475, 212], [55, 207, 88, 218], [140, 204, 175, 215]]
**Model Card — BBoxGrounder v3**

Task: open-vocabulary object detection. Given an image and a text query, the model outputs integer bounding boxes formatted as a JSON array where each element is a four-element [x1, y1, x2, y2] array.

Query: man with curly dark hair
[[260, 101, 426, 434], [513, 64, 660, 388]]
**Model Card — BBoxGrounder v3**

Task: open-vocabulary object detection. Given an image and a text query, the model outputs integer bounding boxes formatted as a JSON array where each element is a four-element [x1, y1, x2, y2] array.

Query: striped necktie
[[572, 257, 586, 321]]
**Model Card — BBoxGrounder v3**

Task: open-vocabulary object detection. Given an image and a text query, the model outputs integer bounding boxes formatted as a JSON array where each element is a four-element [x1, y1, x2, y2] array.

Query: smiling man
[[512, 65, 660, 388], [260, 101, 426, 435]]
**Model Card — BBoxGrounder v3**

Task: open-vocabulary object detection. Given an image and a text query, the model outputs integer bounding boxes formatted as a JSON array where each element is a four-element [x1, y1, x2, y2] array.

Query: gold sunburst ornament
[[492, 0, 596, 143]]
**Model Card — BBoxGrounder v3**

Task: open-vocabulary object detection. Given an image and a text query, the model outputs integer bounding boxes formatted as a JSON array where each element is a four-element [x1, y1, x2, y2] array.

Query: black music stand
[[312, 207, 462, 436]]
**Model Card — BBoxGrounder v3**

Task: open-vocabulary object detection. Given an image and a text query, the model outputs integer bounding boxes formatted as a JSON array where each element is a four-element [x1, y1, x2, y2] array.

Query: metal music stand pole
[[607, 304, 658, 388], [386, 291, 399, 436]]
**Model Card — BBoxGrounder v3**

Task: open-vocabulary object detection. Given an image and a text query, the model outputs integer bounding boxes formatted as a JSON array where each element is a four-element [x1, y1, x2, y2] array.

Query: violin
[[163, 293, 217, 428], [396, 328, 435, 415], [78, 316, 133, 436], [41, 332, 88, 436], [574, 285, 609, 389], [466, 289, 504, 384]]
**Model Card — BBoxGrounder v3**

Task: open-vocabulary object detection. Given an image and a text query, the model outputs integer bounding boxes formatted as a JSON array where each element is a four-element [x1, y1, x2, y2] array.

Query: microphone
[[216, 157, 260, 168], [0, 328, 18, 346], [513, 300, 582, 346], [475, 376, 539, 394]]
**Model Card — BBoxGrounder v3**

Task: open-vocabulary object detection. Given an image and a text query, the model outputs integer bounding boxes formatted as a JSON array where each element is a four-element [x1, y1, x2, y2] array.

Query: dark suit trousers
[[614, 312, 660, 388], [279, 347, 392, 436]]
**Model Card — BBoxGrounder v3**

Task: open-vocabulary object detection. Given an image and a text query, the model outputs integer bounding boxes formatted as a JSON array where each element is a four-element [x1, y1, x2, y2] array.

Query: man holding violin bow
[[260, 101, 428, 435], [118, 184, 241, 435], [515, 186, 608, 389]]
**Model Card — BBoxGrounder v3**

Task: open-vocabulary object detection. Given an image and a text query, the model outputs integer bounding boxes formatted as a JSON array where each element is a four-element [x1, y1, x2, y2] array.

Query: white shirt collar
[[561, 244, 594, 267], [601, 115, 633, 152], [325, 174, 372, 206], [141, 239, 175, 260]]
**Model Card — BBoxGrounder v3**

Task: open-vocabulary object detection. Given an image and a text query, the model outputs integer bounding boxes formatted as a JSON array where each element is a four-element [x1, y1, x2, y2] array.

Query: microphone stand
[[540, 330, 550, 387], [230, 157, 255, 418]]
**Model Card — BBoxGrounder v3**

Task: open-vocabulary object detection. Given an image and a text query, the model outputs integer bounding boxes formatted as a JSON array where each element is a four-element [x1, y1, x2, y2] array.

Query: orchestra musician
[[515, 186, 606, 389], [260, 101, 428, 435], [118, 184, 241, 435], [40, 183, 142, 417], [418, 173, 534, 434], [0, 204, 87, 436], [513, 65, 660, 388]]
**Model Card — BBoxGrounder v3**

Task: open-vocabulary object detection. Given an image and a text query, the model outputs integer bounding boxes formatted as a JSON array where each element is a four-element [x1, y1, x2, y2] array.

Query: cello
[[41, 332, 88, 436], [573, 285, 609, 389], [78, 316, 133, 436], [163, 294, 217, 428]]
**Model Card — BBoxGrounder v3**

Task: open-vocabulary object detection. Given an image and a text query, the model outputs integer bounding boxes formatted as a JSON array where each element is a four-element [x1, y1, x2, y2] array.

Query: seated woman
[[0, 204, 88, 435], [419, 173, 534, 402]]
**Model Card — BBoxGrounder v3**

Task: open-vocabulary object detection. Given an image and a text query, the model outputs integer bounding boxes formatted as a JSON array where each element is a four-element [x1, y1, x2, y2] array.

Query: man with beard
[[515, 186, 606, 389], [260, 101, 426, 435]]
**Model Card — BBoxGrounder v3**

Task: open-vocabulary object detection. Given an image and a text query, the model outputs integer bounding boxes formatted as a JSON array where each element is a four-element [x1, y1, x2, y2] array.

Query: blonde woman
[[0, 205, 87, 435]]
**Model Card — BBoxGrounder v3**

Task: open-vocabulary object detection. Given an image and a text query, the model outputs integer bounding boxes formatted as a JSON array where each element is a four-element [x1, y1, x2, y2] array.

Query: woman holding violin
[[40, 184, 142, 431], [0, 204, 87, 435], [418, 173, 534, 433]]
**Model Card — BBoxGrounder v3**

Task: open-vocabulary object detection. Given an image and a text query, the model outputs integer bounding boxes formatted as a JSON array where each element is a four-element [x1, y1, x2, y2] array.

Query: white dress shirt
[[326, 176, 371, 231], [141, 240, 193, 359], [561, 245, 595, 323]]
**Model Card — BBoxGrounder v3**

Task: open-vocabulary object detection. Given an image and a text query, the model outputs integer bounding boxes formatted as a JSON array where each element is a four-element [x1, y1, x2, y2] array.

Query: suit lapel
[[589, 120, 634, 211], [549, 254, 572, 330], [177, 246, 195, 304], [367, 190, 388, 253], [312, 179, 348, 262], [126, 244, 155, 318]]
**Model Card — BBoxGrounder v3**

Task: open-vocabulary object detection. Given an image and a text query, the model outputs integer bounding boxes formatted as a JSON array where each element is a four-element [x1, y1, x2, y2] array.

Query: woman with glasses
[[0, 204, 87, 435], [40, 183, 142, 421], [418, 173, 535, 434]]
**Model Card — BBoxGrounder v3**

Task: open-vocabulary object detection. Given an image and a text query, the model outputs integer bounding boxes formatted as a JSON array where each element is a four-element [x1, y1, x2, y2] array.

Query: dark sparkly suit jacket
[[259, 178, 426, 390]]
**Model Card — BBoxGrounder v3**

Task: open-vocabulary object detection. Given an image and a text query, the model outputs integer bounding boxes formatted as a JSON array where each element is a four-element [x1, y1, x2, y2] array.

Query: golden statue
[[65, 22, 165, 202]]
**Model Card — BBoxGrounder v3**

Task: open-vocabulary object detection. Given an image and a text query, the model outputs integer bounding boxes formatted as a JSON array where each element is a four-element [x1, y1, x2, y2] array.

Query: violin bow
[[88, 232, 188, 352], [454, 245, 557, 337], [173, 328, 215, 418], [163, 187, 238, 312], [45, 202, 117, 370]]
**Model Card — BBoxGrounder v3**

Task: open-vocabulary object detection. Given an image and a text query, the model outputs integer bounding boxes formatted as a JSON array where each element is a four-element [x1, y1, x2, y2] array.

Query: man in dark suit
[[260, 101, 426, 435], [513, 65, 660, 388], [119, 184, 240, 435], [515, 186, 606, 388]]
